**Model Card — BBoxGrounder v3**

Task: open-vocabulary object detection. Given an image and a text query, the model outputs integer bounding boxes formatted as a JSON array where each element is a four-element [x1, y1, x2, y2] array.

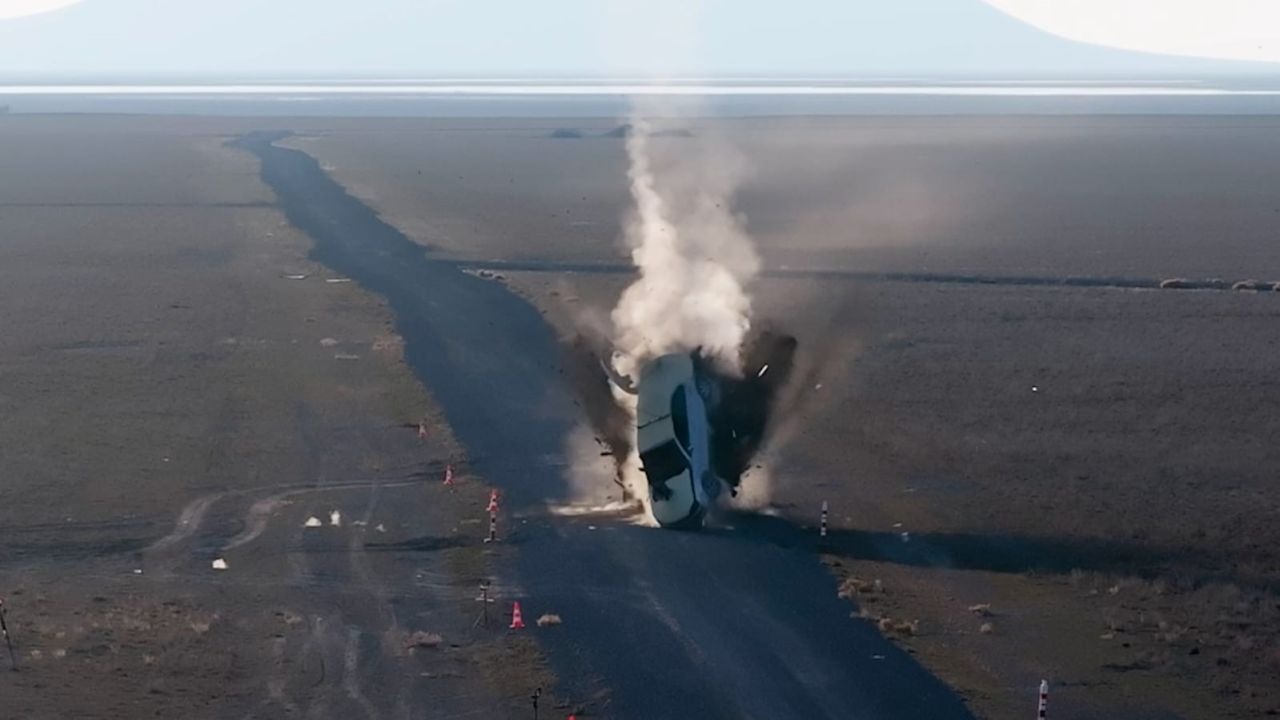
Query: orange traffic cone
[[443, 463, 454, 486], [509, 601, 525, 629]]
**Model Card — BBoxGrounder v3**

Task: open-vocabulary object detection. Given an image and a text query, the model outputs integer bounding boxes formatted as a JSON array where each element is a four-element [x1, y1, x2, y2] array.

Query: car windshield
[[671, 385, 690, 454], [640, 440, 687, 484]]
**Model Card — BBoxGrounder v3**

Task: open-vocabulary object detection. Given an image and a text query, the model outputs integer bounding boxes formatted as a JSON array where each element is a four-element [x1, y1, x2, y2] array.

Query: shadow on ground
[[720, 510, 1206, 579], [363, 535, 474, 553]]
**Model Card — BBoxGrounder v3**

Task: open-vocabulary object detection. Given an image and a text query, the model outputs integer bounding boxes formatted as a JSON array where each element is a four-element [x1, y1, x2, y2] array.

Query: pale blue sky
[[0, 0, 1272, 80]]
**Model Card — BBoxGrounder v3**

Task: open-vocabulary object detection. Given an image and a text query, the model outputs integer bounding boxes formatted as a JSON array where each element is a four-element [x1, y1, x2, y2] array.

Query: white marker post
[[1037, 680, 1048, 719], [0, 598, 16, 671], [820, 501, 829, 538]]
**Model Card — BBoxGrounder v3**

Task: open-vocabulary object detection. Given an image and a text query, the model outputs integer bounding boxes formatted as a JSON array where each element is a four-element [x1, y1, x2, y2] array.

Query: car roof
[[636, 353, 695, 451]]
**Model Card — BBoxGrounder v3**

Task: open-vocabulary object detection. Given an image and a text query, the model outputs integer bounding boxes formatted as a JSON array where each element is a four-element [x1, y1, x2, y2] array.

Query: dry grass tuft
[[836, 576, 884, 600], [404, 631, 443, 650]]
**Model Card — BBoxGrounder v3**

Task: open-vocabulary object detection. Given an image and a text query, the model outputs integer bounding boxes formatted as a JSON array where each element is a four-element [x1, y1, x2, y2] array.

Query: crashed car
[[607, 331, 797, 528], [635, 353, 723, 528]]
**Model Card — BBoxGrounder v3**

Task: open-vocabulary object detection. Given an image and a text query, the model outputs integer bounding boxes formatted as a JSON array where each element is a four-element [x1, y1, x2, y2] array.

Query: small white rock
[[304, 516, 323, 528], [375, 524, 386, 533], [329, 510, 342, 527], [212, 558, 229, 570]]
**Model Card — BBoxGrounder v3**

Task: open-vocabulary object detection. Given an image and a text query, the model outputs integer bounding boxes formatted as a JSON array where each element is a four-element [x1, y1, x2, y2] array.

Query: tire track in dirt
[[142, 492, 225, 575], [302, 614, 340, 720], [343, 626, 382, 720]]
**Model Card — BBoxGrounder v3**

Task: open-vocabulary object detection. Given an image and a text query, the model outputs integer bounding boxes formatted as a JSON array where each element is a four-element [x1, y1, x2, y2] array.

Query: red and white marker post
[[484, 490, 499, 543]]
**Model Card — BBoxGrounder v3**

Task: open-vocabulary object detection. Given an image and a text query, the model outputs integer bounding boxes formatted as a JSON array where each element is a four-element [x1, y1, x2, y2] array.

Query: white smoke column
[[610, 116, 760, 380]]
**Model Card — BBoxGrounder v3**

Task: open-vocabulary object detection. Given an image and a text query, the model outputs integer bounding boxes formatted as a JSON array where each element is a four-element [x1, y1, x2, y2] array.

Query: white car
[[635, 353, 723, 528]]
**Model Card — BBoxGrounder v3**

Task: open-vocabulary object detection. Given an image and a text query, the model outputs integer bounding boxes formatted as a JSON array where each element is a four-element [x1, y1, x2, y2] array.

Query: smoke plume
[[609, 117, 760, 382]]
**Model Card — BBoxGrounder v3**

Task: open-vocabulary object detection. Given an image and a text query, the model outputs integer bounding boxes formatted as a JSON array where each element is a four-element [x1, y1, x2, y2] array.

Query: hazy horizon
[[3, 1, 1279, 83]]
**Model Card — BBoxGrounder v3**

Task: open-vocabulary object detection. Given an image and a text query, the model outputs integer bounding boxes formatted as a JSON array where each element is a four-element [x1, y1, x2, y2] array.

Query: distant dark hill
[[602, 124, 694, 139]]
